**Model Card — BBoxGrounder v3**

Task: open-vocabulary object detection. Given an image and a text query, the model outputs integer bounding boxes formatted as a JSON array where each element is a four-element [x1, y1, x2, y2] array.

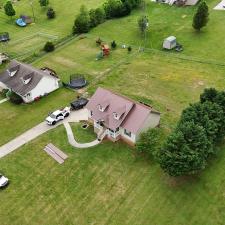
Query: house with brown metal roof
[[86, 87, 160, 145], [0, 60, 60, 103]]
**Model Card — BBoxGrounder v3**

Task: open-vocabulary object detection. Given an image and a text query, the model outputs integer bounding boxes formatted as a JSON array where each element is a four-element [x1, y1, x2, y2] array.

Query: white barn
[[0, 60, 60, 103]]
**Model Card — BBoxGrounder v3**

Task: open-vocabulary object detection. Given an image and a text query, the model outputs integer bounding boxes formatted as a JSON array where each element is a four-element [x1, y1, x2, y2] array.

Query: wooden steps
[[43, 143, 68, 164]]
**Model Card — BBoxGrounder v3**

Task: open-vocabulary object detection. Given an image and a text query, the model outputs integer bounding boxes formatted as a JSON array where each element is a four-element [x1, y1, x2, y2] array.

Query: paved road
[[0, 109, 89, 159]]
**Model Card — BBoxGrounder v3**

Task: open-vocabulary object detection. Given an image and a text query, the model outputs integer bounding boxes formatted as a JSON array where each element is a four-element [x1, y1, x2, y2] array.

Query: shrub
[[44, 41, 55, 52], [47, 7, 55, 19], [39, 0, 49, 7], [7, 91, 23, 104], [111, 40, 117, 49], [1, 89, 9, 98]]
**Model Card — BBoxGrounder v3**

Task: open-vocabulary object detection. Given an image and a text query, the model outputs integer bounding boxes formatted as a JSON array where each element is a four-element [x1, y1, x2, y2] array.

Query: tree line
[[72, 0, 142, 34], [137, 88, 225, 177]]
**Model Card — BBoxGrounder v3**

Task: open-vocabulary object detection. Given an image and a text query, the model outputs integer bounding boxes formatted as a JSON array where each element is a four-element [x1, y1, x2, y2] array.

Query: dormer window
[[21, 73, 33, 85], [98, 100, 110, 112], [7, 69, 17, 77], [113, 112, 120, 120], [7, 65, 20, 77], [22, 77, 31, 84], [98, 104, 105, 112]]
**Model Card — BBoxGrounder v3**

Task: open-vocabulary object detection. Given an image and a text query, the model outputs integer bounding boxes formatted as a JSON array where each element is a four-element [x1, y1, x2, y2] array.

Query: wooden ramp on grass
[[43, 143, 68, 164]]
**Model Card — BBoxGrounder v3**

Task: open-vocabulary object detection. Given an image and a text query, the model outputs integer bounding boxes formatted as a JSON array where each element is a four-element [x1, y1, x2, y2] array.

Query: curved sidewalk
[[64, 122, 100, 149]]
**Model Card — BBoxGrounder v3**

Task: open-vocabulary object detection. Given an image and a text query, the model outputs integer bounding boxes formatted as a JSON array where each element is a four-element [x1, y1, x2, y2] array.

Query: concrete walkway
[[63, 122, 100, 149], [0, 98, 8, 105], [0, 109, 89, 158]]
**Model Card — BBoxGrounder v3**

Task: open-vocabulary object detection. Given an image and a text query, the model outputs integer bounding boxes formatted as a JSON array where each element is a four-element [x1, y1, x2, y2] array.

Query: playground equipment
[[20, 15, 33, 24], [101, 44, 110, 56], [63, 74, 87, 89], [16, 18, 26, 27]]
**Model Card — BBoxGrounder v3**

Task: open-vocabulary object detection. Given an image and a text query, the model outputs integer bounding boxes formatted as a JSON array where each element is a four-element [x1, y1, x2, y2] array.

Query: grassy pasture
[[0, 124, 224, 225], [0, 0, 225, 224]]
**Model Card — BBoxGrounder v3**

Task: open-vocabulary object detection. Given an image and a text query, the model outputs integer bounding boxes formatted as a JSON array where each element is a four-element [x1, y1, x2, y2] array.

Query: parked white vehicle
[[46, 107, 70, 125], [0, 174, 9, 188]]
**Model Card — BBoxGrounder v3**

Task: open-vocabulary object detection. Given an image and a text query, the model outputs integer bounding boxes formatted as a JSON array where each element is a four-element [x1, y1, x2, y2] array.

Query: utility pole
[[30, 0, 35, 23]]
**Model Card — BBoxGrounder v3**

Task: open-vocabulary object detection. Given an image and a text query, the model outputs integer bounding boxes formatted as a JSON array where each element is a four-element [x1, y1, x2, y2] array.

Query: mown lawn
[[0, 1, 225, 224], [0, 125, 224, 225], [0, 0, 104, 56], [70, 122, 97, 143], [0, 88, 76, 146]]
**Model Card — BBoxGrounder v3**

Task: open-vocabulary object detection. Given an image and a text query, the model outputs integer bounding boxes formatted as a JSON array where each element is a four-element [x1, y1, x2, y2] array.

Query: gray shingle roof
[[0, 60, 56, 96]]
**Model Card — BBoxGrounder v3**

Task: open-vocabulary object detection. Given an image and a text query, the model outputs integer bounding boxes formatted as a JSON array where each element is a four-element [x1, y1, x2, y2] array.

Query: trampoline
[[16, 18, 26, 27], [0, 32, 10, 42], [63, 74, 87, 89]]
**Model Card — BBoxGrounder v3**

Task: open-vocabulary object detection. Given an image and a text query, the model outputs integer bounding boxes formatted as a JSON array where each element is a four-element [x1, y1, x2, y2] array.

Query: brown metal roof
[[86, 87, 159, 134]]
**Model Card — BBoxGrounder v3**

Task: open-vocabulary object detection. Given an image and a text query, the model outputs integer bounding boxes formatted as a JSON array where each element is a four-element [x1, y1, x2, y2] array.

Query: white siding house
[[86, 88, 161, 145], [0, 60, 60, 103]]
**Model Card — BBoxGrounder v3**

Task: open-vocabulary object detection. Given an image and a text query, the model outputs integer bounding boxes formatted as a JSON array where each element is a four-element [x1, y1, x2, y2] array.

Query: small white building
[[0, 60, 60, 103], [163, 36, 177, 50], [86, 87, 160, 146]]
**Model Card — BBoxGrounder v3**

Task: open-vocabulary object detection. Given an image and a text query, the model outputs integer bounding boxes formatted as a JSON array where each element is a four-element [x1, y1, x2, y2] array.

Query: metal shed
[[163, 36, 177, 50]]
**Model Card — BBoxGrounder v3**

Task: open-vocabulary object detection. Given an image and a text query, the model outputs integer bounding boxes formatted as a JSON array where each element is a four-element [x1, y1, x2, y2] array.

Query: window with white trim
[[124, 129, 131, 137]]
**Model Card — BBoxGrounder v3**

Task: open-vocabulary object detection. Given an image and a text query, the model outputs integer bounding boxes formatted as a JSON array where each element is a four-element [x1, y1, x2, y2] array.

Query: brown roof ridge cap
[[99, 87, 153, 110]]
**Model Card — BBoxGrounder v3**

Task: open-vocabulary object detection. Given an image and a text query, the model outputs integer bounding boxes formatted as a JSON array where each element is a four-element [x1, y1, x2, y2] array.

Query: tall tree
[[159, 122, 210, 176], [192, 1, 209, 31], [138, 15, 149, 35], [72, 5, 90, 34], [4, 1, 16, 20]]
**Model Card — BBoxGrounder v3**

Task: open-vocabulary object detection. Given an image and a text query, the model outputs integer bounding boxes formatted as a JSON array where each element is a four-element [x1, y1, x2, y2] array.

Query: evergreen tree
[[4, 1, 16, 20], [192, 1, 209, 31]]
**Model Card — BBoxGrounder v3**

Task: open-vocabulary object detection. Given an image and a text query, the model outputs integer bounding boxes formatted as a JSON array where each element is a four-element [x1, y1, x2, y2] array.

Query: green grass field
[[0, 125, 224, 225], [0, 0, 225, 224]]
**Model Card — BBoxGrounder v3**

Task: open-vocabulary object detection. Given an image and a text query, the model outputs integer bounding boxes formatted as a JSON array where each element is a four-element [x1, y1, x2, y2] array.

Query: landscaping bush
[[47, 7, 55, 19], [7, 91, 23, 104], [44, 41, 55, 52]]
